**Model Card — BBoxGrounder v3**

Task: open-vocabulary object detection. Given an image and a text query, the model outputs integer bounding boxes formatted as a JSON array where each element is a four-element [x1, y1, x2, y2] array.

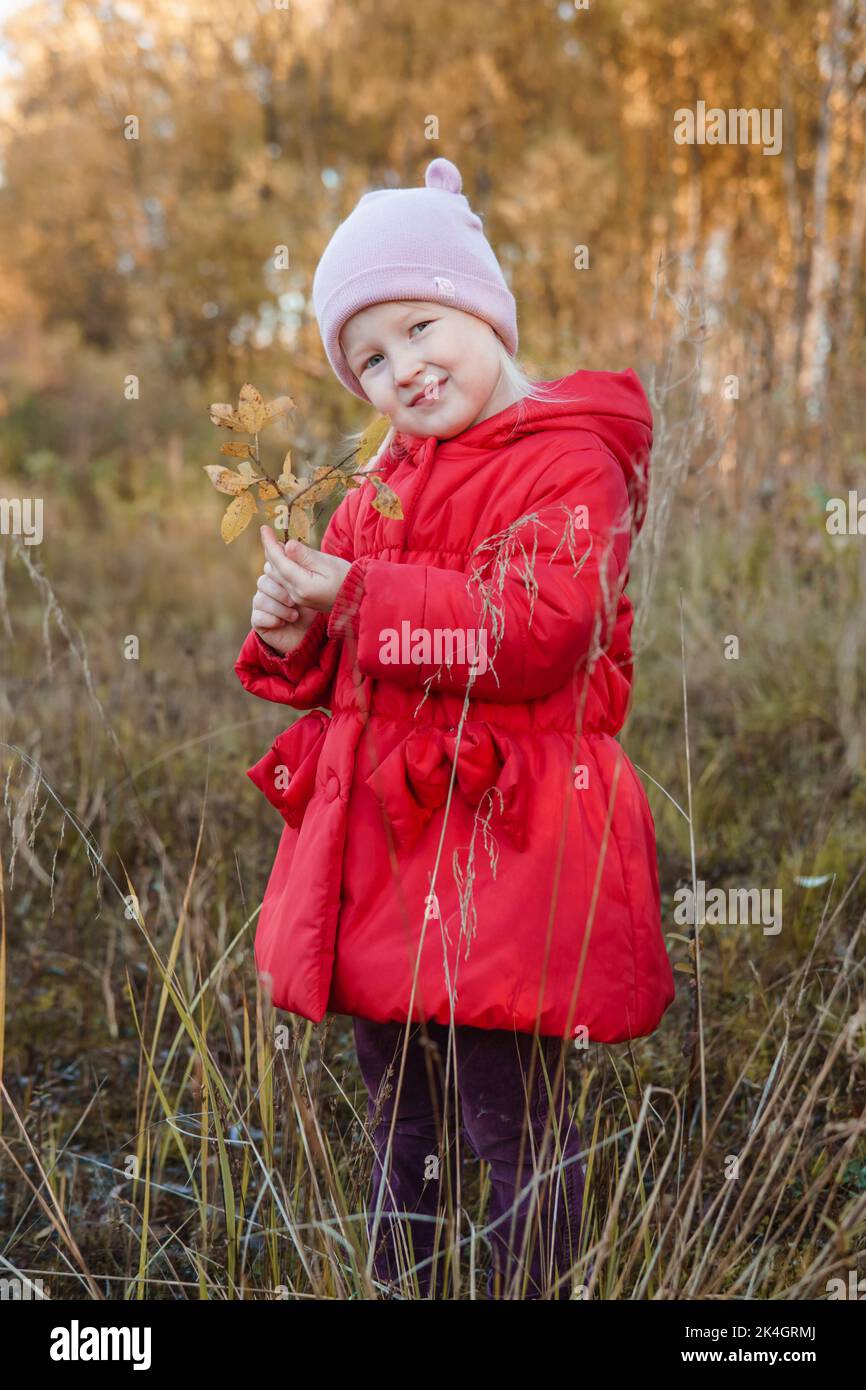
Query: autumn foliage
[[205, 384, 401, 544]]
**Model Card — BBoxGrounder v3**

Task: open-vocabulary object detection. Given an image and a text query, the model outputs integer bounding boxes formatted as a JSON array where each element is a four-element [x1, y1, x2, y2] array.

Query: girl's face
[[340, 300, 521, 438]]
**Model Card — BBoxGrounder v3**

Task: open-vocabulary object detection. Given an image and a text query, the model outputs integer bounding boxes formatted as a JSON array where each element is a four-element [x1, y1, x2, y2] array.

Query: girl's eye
[[361, 322, 432, 372]]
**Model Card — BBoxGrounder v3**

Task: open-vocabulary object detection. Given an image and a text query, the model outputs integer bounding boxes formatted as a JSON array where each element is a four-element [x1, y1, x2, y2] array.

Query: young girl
[[234, 157, 676, 1299]]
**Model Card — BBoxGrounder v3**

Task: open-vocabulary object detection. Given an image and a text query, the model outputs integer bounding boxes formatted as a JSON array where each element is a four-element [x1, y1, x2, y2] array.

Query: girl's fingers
[[261, 527, 310, 588], [260, 528, 325, 610], [260, 566, 302, 608], [254, 593, 299, 622], [257, 573, 297, 605], [266, 595, 299, 621]]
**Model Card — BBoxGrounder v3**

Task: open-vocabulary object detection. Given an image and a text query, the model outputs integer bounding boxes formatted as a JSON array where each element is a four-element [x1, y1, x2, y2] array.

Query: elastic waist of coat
[[327, 709, 617, 737]]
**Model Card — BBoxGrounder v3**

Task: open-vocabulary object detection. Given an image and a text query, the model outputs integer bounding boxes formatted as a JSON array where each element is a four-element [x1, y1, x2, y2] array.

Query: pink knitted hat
[[311, 157, 518, 403]]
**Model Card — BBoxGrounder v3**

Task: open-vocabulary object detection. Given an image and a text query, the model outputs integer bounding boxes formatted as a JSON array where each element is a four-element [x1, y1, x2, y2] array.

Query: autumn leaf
[[237, 460, 261, 483], [287, 504, 312, 543], [276, 450, 303, 499], [219, 441, 254, 460], [203, 464, 252, 496], [300, 465, 341, 505], [237, 383, 267, 433], [221, 489, 257, 542], [257, 478, 281, 500], [369, 474, 404, 520], [209, 402, 243, 430], [356, 413, 392, 468], [264, 394, 296, 423]]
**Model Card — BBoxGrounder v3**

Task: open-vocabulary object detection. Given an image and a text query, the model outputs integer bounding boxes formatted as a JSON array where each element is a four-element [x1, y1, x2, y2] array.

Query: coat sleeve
[[326, 448, 633, 704], [234, 495, 355, 710]]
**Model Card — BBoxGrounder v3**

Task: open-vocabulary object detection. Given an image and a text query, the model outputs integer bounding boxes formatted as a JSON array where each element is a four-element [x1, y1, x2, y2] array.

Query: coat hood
[[390, 367, 653, 534]]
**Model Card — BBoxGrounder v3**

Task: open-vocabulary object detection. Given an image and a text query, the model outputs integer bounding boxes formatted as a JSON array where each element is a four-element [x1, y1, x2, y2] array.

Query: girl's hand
[[258, 525, 352, 613], [250, 554, 320, 657]]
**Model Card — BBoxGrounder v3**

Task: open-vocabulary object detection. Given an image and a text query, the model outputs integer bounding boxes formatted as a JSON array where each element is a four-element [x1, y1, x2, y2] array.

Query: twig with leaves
[[204, 383, 403, 545]]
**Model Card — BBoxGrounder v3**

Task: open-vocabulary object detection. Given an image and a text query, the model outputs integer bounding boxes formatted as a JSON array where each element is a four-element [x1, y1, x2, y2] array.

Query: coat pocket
[[245, 709, 330, 827]]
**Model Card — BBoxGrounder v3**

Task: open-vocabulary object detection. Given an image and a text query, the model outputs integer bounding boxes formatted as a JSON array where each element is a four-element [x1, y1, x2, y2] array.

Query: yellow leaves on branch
[[202, 454, 283, 541], [204, 384, 402, 544], [208, 384, 295, 434]]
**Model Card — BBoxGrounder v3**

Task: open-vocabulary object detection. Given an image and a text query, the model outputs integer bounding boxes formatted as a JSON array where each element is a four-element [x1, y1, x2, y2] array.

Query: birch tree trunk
[[798, 0, 853, 418]]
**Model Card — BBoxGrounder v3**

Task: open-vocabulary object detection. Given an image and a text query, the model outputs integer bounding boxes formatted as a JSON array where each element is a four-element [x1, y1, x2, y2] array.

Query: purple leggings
[[352, 1016, 587, 1299]]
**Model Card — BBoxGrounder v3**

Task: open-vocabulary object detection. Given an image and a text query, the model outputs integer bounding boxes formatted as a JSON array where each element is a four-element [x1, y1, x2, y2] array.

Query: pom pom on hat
[[312, 157, 518, 403], [424, 157, 463, 193]]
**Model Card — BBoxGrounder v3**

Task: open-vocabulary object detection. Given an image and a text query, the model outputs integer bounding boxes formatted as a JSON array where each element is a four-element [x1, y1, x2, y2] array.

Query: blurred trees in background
[[0, 0, 863, 499]]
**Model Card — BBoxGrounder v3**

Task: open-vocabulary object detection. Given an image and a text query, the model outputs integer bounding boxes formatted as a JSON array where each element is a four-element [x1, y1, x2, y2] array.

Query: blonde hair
[[336, 331, 579, 471]]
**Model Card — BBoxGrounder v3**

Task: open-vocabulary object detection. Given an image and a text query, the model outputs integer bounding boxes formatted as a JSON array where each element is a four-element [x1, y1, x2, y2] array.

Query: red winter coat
[[235, 368, 675, 1041]]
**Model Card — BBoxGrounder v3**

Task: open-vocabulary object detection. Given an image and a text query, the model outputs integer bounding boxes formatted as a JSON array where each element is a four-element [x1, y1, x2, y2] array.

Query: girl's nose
[[393, 356, 426, 390]]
